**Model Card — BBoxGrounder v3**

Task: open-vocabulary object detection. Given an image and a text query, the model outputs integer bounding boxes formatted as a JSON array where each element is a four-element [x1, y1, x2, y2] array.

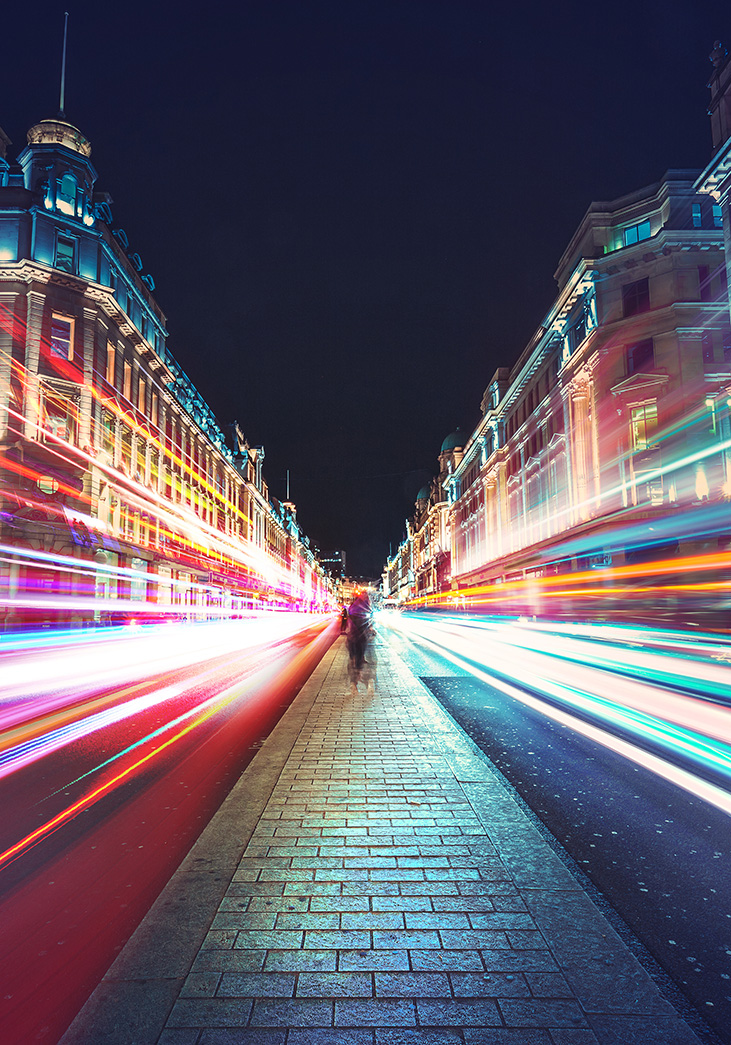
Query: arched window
[[57, 173, 77, 215]]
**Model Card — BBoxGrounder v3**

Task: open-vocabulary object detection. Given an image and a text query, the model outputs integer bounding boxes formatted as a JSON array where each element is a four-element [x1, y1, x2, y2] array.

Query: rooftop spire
[[59, 12, 69, 117]]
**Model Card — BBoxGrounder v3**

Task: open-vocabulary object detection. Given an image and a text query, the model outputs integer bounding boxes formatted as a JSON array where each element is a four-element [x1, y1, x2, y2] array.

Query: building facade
[[0, 111, 332, 626], [386, 160, 731, 614]]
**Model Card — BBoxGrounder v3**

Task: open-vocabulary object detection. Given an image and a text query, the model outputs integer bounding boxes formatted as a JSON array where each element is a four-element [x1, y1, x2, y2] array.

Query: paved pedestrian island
[[62, 632, 705, 1045]]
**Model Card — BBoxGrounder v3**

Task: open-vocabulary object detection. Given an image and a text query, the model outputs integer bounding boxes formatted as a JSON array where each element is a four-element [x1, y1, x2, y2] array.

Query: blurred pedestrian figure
[[346, 589, 376, 694], [339, 605, 349, 633]]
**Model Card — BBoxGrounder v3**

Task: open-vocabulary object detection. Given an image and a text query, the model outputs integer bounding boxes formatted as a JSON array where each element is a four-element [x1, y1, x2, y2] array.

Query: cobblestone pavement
[[62, 632, 705, 1045]]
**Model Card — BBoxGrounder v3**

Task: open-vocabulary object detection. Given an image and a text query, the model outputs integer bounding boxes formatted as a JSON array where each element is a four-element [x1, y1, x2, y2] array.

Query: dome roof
[[440, 429, 465, 453], [26, 118, 91, 158], [415, 484, 431, 502]]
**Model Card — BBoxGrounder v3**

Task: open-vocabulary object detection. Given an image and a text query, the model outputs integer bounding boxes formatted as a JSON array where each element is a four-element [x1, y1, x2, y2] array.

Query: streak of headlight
[[0, 665, 267, 870], [0, 682, 188, 779], [381, 612, 731, 818]]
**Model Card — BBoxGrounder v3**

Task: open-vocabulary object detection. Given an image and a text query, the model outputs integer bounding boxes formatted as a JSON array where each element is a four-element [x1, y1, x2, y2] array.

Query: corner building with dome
[[0, 110, 332, 625]]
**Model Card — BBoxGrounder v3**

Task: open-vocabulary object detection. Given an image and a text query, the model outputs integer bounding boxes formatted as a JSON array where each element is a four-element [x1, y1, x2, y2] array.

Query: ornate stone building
[[0, 110, 331, 626], [386, 152, 731, 610]]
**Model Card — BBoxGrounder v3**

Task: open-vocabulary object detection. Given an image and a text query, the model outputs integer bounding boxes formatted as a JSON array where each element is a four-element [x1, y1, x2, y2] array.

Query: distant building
[[383, 431, 461, 603], [0, 109, 332, 625], [320, 549, 346, 579]]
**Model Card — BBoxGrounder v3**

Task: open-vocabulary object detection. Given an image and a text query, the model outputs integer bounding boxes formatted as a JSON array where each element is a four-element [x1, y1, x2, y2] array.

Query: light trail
[[0, 612, 334, 868], [380, 611, 731, 817]]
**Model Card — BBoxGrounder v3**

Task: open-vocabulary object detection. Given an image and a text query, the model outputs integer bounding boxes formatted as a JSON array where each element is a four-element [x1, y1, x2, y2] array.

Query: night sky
[[1, 0, 728, 575]]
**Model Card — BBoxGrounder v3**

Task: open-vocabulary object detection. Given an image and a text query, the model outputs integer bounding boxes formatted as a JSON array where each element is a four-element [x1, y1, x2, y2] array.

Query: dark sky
[[1, 1, 728, 574]]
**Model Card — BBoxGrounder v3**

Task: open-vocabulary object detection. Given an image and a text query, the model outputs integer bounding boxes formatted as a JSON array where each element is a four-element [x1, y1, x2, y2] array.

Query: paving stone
[[373, 972, 450, 997], [193, 951, 267, 973], [297, 972, 374, 997], [263, 951, 337, 972], [338, 950, 410, 972], [408, 949, 484, 972], [372, 929, 440, 949], [304, 930, 372, 949], [275, 913, 341, 930], [167, 998, 254, 1027], [450, 971, 531, 997], [375, 1032, 463, 1045], [250, 999, 334, 1027], [403, 912, 470, 930], [334, 998, 416, 1026], [371, 896, 433, 912], [306, 895, 370, 912], [415, 998, 502, 1026], [341, 912, 405, 930], [234, 931, 304, 950], [247, 897, 311, 913], [288, 1031, 374, 1045], [217, 973, 296, 998], [462, 1031, 552, 1044], [211, 913, 277, 931]]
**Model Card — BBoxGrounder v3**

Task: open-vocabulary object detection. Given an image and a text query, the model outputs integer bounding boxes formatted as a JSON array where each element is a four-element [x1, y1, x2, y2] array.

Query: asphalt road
[[379, 617, 731, 1045]]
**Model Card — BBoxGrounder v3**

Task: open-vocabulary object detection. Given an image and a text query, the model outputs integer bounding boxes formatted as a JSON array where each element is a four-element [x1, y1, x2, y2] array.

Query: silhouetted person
[[339, 605, 349, 633], [346, 590, 376, 693]]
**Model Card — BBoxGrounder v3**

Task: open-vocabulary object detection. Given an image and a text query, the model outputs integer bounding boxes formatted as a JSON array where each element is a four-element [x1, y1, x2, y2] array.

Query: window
[[56, 173, 77, 216], [572, 314, 587, 349], [105, 342, 116, 384], [622, 277, 650, 317], [123, 361, 132, 400], [151, 391, 159, 428], [121, 425, 132, 471], [100, 409, 115, 457], [623, 220, 651, 247], [41, 384, 78, 444], [699, 265, 713, 302], [55, 236, 76, 273], [630, 403, 658, 452], [50, 315, 73, 360], [627, 338, 654, 374], [713, 204, 723, 228], [692, 203, 702, 228], [138, 377, 147, 414]]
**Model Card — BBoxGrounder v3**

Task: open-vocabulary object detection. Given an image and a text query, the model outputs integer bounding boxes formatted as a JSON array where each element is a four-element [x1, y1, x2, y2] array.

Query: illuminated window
[[123, 361, 132, 400], [692, 203, 702, 228], [41, 384, 78, 443], [713, 204, 723, 228], [627, 338, 654, 374], [630, 403, 658, 452], [138, 377, 147, 414], [623, 220, 651, 246], [50, 315, 74, 360], [55, 236, 76, 273], [151, 391, 159, 427], [121, 425, 132, 472], [622, 278, 650, 317], [100, 408, 115, 457], [105, 342, 116, 384], [56, 173, 77, 216]]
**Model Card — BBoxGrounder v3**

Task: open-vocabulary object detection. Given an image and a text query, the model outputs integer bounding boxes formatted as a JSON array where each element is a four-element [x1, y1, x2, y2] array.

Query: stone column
[[24, 288, 45, 438], [0, 293, 14, 440]]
